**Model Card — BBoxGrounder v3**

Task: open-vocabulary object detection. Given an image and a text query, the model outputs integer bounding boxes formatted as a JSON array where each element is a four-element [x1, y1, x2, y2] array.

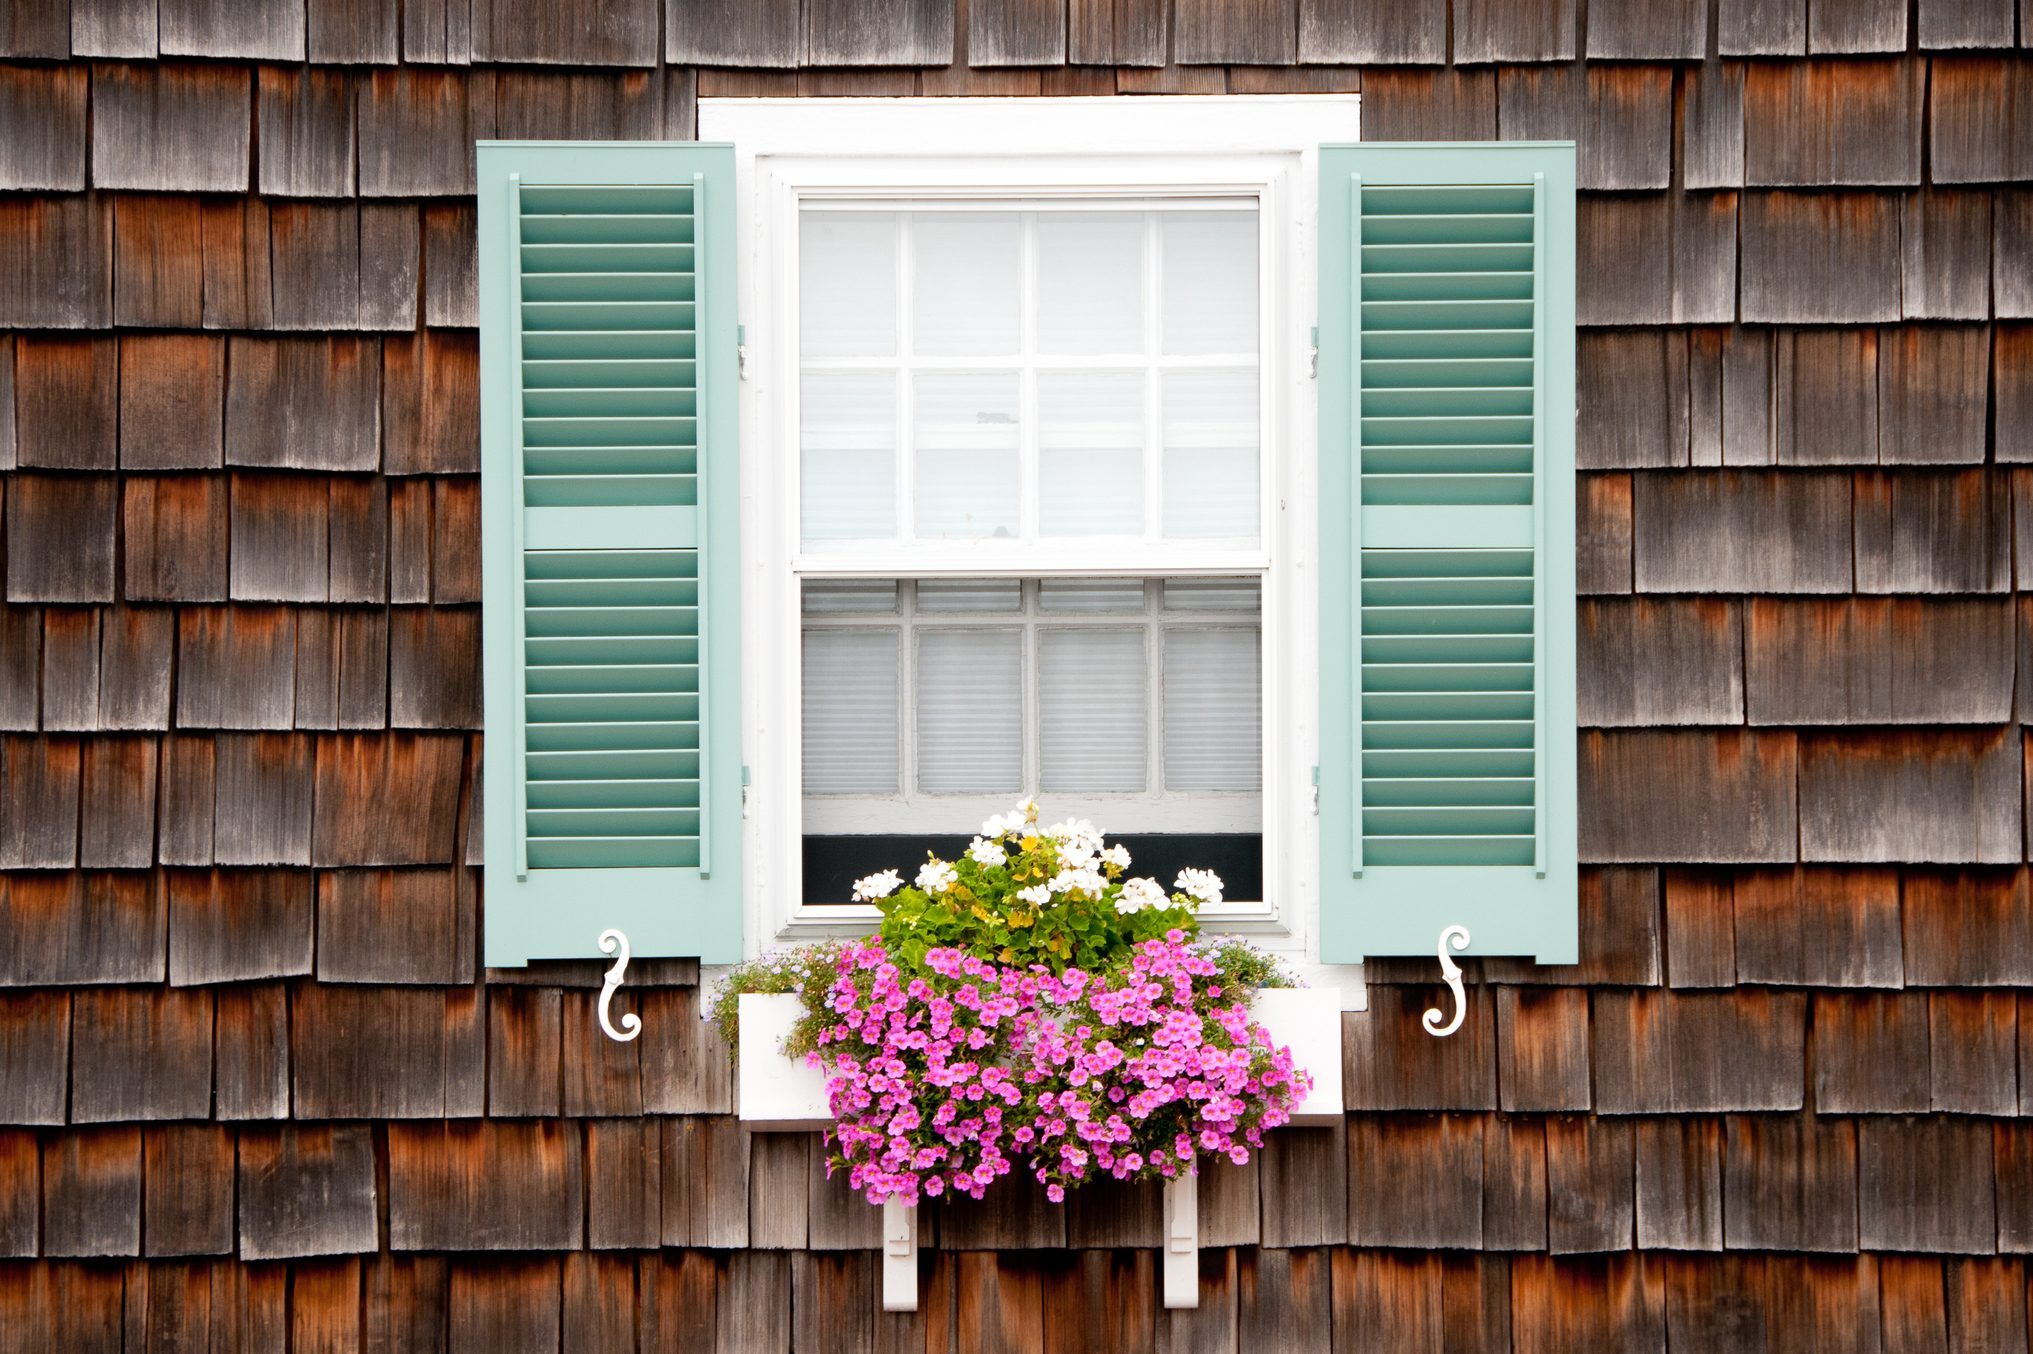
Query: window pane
[[913, 213, 1019, 357], [803, 579, 900, 614], [1161, 369, 1258, 539], [917, 629, 1023, 793], [1037, 213, 1143, 356], [1163, 627, 1261, 791], [1040, 627, 1147, 793], [914, 372, 1020, 540], [1039, 578, 1146, 613], [917, 578, 1022, 612], [800, 211, 897, 359], [1160, 211, 1258, 355], [1039, 371, 1145, 537], [1162, 577, 1261, 612], [801, 372, 897, 542], [803, 629, 900, 794]]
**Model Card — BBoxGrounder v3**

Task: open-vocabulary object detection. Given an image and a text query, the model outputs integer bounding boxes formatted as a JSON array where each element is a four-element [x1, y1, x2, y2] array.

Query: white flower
[[1017, 884, 1052, 906], [1100, 843, 1132, 870], [979, 813, 1013, 839], [1044, 818, 1104, 867], [1116, 877, 1166, 914], [1049, 867, 1106, 898], [968, 838, 1008, 868], [852, 869, 902, 902], [915, 859, 959, 894], [1174, 868, 1225, 906]]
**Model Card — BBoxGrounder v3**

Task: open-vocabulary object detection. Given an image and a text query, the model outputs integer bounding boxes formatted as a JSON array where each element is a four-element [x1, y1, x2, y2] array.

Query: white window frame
[[705, 96, 1359, 986]]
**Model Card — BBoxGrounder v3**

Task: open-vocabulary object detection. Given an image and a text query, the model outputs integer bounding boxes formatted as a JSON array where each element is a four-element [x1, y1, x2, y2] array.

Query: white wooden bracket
[[881, 1200, 919, 1311], [1162, 1173, 1199, 1308], [1422, 924, 1471, 1038], [596, 929, 641, 1042]]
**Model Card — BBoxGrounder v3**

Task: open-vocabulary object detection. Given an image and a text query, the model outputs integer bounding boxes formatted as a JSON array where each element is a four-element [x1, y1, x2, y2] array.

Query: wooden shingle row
[[6, 471, 477, 605], [8, 333, 477, 473], [0, 602, 477, 732], [1577, 467, 2018, 596], [0, 58, 2023, 201], [14, 1111, 2033, 1268], [1579, 326, 2004, 469]]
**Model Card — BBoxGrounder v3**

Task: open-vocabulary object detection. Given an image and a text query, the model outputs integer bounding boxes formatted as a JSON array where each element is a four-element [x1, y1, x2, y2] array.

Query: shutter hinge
[[741, 764, 751, 818], [1309, 326, 1319, 380], [737, 324, 748, 381], [1310, 764, 1320, 815]]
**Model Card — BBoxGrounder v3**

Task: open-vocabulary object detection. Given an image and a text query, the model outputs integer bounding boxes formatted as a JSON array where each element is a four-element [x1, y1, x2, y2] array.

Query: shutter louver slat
[[1319, 142, 1576, 964]]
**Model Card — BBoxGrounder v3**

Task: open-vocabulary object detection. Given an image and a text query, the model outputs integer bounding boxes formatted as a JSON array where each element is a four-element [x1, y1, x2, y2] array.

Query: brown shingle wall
[[0, 0, 2029, 1347]]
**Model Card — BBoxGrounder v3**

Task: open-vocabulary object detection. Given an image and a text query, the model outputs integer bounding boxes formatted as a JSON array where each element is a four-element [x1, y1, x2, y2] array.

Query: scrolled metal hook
[[597, 928, 642, 1043], [1422, 924, 1471, 1038]]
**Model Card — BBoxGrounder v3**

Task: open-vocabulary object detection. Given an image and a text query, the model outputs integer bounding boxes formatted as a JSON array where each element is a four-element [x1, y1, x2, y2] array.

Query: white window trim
[[704, 96, 1364, 999]]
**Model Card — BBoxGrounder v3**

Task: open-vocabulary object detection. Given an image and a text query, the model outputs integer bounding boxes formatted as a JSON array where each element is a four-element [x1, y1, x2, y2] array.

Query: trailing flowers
[[712, 801, 1312, 1207]]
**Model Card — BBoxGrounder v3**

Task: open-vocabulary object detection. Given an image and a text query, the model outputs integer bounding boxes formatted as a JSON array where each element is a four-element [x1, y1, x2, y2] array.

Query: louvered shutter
[[478, 143, 741, 966], [1317, 143, 1577, 964]]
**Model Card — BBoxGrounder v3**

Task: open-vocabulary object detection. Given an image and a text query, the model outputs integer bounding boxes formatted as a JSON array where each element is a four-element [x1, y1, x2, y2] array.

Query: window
[[475, 107, 1579, 977], [710, 96, 1349, 947], [790, 195, 1269, 901]]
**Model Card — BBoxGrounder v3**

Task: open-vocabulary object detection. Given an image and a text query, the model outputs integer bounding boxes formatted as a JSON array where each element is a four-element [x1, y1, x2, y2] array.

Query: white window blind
[[801, 579, 1261, 831]]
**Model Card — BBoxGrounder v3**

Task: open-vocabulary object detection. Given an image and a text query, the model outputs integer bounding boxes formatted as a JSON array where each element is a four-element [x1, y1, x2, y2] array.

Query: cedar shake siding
[[0, 0, 2028, 1347]]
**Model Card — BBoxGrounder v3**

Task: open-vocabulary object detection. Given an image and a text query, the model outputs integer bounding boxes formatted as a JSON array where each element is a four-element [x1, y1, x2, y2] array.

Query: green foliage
[[1196, 935, 1298, 992], [862, 805, 1200, 973], [707, 940, 850, 1058]]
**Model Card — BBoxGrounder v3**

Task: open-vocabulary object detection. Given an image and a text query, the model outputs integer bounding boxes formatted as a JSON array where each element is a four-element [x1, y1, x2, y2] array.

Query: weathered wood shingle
[[293, 983, 482, 1118], [389, 1121, 584, 1251], [1744, 59, 1922, 186], [1580, 731, 1799, 863], [0, 66, 88, 191], [167, 868, 314, 985], [257, 67, 356, 198], [92, 63, 251, 192], [69, 987, 213, 1122], [1746, 598, 2014, 725], [1732, 867, 1905, 987], [238, 1125, 379, 1260], [0, 196, 112, 329], [1593, 990, 1807, 1113], [159, 0, 306, 58], [1740, 192, 1902, 323]]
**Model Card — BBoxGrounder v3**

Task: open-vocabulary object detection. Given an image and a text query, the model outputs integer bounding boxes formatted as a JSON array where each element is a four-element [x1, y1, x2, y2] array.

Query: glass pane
[[1163, 627, 1262, 791], [914, 372, 1020, 540], [802, 579, 899, 615], [913, 212, 1019, 357], [917, 629, 1023, 793], [917, 578, 1022, 612], [1161, 577, 1261, 612], [801, 372, 897, 542], [802, 629, 900, 794], [1160, 211, 1258, 356], [800, 211, 897, 359], [1037, 212, 1144, 356], [1161, 369, 1258, 540], [1040, 628, 1148, 793], [1039, 371, 1145, 538], [1039, 578, 1146, 613]]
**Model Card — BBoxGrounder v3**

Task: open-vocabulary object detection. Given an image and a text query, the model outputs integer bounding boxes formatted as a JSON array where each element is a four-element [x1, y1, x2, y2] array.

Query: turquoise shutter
[[477, 142, 741, 966], [1317, 143, 1577, 964]]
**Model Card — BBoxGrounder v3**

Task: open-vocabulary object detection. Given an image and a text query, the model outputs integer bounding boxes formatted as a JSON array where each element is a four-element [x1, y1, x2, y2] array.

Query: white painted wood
[[735, 993, 832, 1130], [1162, 1171, 1199, 1309], [1252, 986, 1344, 1125], [881, 1200, 920, 1311]]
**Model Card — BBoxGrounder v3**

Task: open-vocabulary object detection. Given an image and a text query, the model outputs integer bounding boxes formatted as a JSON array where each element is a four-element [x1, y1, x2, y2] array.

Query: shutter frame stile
[[1317, 142, 1578, 966], [478, 142, 743, 967]]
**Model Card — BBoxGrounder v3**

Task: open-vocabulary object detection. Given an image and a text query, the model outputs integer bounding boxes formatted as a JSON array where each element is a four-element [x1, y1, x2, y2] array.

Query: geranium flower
[[852, 869, 902, 901], [916, 859, 958, 893]]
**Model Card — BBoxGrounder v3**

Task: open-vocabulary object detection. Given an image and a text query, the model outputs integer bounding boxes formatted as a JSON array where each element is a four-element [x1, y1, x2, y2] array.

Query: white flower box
[[736, 992, 832, 1130], [735, 986, 1343, 1131]]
